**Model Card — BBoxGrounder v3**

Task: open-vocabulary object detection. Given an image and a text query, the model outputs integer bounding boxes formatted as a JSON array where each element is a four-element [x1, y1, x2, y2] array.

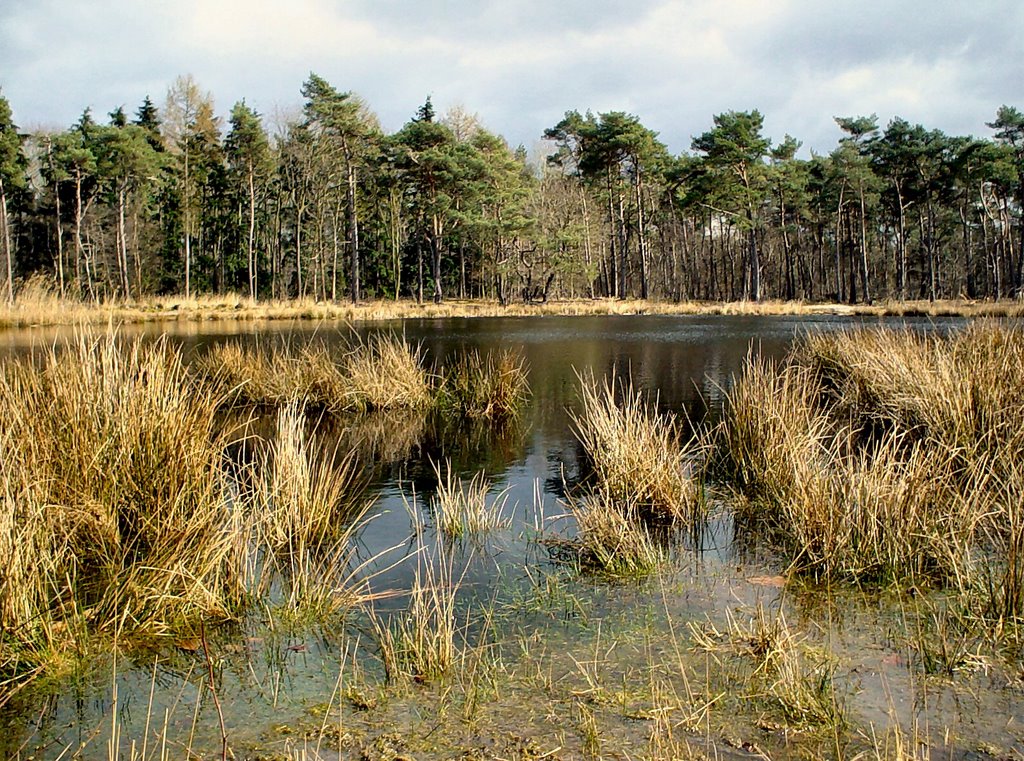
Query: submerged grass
[[690, 605, 846, 731], [571, 372, 699, 523], [0, 332, 378, 699], [718, 322, 1024, 613], [565, 489, 667, 579]]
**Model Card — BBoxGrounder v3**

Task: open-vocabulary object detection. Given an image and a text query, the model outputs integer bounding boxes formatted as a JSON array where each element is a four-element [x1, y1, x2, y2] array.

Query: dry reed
[[571, 372, 699, 522], [439, 348, 529, 421], [374, 545, 461, 683], [565, 489, 667, 578], [430, 459, 512, 540], [0, 332, 378, 697], [720, 323, 1024, 601]]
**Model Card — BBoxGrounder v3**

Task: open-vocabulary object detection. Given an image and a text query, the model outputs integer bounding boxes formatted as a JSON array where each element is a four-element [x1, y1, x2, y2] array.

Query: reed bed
[[199, 335, 526, 421], [0, 333, 376, 697], [342, 334, 433, 412], [0, 333, 242, 686], [719, 322, 1024, 606], [439, 348, 529, 421], [571, 372, 699, 522], [430, 459, 512, 540], [7, 276, 1024, 328], [249, 400, 368, 556], [198, 339, 349, 410]]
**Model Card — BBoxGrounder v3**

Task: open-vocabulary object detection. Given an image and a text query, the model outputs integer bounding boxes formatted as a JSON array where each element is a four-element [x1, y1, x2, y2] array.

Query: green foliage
[[2, 82, 1024, 305]]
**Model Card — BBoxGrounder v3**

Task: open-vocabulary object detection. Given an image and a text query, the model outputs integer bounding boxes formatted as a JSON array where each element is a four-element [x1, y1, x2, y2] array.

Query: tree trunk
[[347, 159, 360, 304], [634, 167, 649, 300], [117, 185, 131, 298], [431, 214, 443, 304], [858, 182, 871, 303], [248, 166, 257, 300], [0, 178, 12, 303]]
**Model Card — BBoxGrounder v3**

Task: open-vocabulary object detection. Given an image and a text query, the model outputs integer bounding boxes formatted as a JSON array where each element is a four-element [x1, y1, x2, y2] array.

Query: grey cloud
[[1, 0, 1021, 155]]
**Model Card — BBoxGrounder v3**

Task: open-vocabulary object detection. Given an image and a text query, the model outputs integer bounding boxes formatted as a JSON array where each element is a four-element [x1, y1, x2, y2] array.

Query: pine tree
[[0, 93, 27, 302]]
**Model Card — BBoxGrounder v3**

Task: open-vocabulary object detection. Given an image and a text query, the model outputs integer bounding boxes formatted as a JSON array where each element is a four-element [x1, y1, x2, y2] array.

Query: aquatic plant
[[571, 372, 699, 523], [341, 333, 432, 412], [719, 323, 1024, 597], [690, 605, 846, 731], [198, 338, 349, 411], [429, 459, 512, 540], [374, 545, 461, 683], [201, 335, 524, 420], [0, 332, 242, 687], [564, 488, 667, 579], [439, 347, 530, 421], [0, 332, 378, 697]]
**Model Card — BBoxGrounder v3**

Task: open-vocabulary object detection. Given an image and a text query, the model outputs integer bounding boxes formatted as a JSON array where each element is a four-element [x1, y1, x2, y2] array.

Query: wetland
[[3, 314, 1023, 761]]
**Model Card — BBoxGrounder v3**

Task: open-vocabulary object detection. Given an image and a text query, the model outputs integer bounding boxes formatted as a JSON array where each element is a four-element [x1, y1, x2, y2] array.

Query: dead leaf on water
[[746, 575, 787, 588]]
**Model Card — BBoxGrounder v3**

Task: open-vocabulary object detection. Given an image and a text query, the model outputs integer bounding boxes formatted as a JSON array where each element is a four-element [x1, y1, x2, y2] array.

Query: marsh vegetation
[[4, 315, 1024, 761]]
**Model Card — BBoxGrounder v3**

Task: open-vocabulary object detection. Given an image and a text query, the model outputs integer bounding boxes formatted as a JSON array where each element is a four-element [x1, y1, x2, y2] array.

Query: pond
[[6, 313, 1020, 761]]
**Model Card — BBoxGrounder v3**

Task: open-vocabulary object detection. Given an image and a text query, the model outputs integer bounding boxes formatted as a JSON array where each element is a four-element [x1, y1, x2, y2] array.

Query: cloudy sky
[[1, 0, 1021, 156]]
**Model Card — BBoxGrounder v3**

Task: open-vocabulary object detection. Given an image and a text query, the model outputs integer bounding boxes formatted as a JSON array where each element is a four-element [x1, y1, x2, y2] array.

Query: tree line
[[0, 73, 1022, 305]]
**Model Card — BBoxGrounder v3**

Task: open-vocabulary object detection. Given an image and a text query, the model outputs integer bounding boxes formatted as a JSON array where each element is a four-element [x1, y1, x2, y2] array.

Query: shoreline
[[2, 294, 1023, 330]]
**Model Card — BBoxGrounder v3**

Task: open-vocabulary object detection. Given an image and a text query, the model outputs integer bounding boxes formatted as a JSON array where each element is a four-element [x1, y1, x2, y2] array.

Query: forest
[[0, 73, 1022, 306]]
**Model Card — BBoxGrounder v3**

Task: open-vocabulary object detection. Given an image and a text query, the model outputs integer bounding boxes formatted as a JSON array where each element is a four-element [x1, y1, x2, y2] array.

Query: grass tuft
[[571, 372, 699, 523], [439, 348, 529, 421], [718, 323, 1024, 607], [375, 545, 461, 684], [429, 459, 512, 540]]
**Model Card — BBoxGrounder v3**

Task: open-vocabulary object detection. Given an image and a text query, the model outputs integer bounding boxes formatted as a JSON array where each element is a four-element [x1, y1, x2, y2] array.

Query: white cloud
[[1, 0, 1020, 151]]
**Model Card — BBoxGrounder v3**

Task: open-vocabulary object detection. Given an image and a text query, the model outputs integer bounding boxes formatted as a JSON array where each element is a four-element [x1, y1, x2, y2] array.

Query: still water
[[8, 313, 1016, 761]]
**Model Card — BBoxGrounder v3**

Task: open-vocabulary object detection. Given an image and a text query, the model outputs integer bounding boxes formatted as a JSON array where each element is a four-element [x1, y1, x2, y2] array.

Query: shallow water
[[7, 313, 1021, 760]]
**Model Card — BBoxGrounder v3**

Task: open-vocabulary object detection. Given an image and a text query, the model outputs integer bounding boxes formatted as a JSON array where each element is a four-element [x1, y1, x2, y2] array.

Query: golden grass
[[200, 335, 528, 426], [374, 545, 461, 683], [199, 339, 349, 410], [198, 333, 432, 413], [571, 372, 699, 522], [439, 348, 530, 421], [0, 332, 377, 697], [430, 459, 512, 540], [0, 332, 241, 686], [342, 334, 433, 412], [565, 488, 667, 578], [7, 276, 1024, 329], [250, 400, 368, 555], [719, 323, 1024, 601]]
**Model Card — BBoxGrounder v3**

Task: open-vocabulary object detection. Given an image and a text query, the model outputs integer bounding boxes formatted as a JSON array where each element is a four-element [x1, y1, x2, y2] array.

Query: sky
[[1, 0, 1021, 157]]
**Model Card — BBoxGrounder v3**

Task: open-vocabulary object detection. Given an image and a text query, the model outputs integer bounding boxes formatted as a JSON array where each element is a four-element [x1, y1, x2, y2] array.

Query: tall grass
[[375, 545, 461, 683], [719, 323, 1024, 604], [199, 339, 349, 411], [439, 348, 529, 421], [200, 335, 525, 419], [571, 372, 699, 523], [430, 459, 512, 540], [342, 333, 433, 412], [250, 400, 368, 554], [0, 333, 241, 686], [0, 333, 377, 697]]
